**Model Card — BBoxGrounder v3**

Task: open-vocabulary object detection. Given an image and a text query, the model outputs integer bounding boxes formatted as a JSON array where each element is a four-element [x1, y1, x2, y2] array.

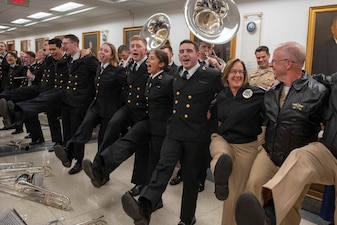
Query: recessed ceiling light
[[66, 7, 96, 15], [11, 18, 31, 24], [7, 28, 17, 31], [28, 12, 53, 19], [50, 2, 84, 12], [0, 25, 9, 29], [42, 16, 61, 22], [24, 22, 39, 27]]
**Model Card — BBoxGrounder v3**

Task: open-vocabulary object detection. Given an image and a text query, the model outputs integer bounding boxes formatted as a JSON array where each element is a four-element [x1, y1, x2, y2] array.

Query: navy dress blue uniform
[[0, 63, 25, 94], [61, 54, 98, 163], [13, 55, 69, 134], [0, 53, 9, 93], [93, 60, 150, 186], [66, 64, 127, 153], [91, 72, 174, 184], [139, 65, 222, 223]]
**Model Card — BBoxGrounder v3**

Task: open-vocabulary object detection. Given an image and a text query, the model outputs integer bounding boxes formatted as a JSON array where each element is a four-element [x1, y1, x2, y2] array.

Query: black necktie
[[132, 63, 137, 73], [182, 70, 188, 81], [100, 66, 104, 74], [0, 56, 3, 60]]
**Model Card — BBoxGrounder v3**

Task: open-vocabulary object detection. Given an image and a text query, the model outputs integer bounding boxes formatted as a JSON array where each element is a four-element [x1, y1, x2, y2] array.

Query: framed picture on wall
[[55, 35, 65, 40], [305, 4, 337, 75], [20, 40, 29, 52], [35, 38, 47, 52], [123, 26, 142, 48], [6, 40, 15, 51], [82, 31, 100, 56], [190, 33, 237, 62]]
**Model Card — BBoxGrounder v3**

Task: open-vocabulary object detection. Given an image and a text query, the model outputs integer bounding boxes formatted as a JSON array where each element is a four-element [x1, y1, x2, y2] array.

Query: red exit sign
[[7, 0, 30, 7]]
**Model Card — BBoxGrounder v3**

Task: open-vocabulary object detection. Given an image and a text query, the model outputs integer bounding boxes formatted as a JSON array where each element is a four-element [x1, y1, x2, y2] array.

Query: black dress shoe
[[11, 129, 23, 135], [214, 153, 233, 200], [54, 144, 72, 168], [128, 184, 144, 197], [82, 159, 109, 188], [198, 182, 205, 192], [29, 137, 45, 145], [235, 192, 266, 225], [24, 134, 31, 139], [121, 192, 151, 225], [68, 161, 82, 175], [170, 175, 182, 185], [177, 216, 196, 225]]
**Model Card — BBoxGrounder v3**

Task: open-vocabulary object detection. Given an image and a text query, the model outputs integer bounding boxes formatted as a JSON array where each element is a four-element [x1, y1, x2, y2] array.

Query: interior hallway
[[0, 123, 327, 225]]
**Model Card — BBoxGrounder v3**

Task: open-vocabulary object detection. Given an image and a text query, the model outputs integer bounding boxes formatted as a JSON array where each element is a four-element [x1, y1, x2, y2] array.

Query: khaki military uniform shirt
[[249, 67, 275, 90]]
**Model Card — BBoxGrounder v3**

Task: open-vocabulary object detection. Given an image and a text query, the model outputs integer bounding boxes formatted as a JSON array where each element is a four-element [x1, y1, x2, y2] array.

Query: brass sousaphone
[[141, 13, 171, 50], [184, 0, 240, 44]]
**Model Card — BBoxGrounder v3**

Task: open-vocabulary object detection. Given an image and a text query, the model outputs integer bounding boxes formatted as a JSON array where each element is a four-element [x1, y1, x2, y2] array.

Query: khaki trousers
[[245, 148, 279, 204], [263, 142, 337, 225], [209, 133, 259, 225]]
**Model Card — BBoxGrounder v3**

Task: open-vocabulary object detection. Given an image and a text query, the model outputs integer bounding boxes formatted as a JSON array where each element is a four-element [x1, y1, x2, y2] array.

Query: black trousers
[[61, 105, 87, 161], [140, 137, 209, 224], [16, 89, 63, 120], [67, 109, 110, 155], [1, 86, 43, 139], [97, 119, 150, 185], [24, 115, 43, 138], [98, 105, 135, 153], [46, 109, 63, 143]]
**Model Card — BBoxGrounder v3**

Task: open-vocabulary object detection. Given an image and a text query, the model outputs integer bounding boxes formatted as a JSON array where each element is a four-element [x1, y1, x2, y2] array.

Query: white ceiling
[[0, 0, 180, 39]]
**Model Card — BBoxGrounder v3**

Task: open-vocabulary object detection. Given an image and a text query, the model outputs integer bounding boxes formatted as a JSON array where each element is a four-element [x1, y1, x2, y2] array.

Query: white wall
[[3, 0, 337, 65]]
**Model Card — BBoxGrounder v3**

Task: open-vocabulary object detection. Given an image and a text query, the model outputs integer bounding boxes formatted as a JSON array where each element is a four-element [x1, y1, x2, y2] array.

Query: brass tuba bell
[[141, 13, 171, 50], [184, 0, 240, 44]]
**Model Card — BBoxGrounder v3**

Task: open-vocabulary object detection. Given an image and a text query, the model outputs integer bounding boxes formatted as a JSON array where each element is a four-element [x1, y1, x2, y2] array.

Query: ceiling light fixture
[[50, 2, 84, 12], [7, 28, 17, 31], [0, 25, 10, 29], [42, 16, 61, 22], [11, 18, 31, 24], [27, 12, 53, 19], [24, 22, 39, 27], [66, 7, 96, 15]]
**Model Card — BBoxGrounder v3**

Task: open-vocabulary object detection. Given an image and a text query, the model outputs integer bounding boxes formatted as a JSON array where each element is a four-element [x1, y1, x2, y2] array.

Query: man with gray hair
[[235, 42, 329, 225]]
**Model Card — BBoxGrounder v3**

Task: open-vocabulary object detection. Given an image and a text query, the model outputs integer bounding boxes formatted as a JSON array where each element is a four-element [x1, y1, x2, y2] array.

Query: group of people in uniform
[[0, 32, 336, 225]]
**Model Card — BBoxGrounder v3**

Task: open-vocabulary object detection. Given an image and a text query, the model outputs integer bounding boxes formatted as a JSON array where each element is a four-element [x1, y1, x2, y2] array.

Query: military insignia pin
[[242, 89, 253, 99]]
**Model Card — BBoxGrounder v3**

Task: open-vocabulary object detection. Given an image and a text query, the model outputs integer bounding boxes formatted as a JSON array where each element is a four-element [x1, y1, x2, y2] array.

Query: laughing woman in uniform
[[56, 42, 127, 171], [209, 58, 265, 225]]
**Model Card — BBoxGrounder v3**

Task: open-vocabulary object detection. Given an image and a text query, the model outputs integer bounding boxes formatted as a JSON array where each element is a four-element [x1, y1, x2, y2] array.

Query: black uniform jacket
[[89, 64, 127, 119], [0, 54, 9, 91], [217, 84, 265, 144], [125, 60, 149, 122], [313, 72, 337, 159], [145, 72, 174, 136], [62, 54, 98, 107], [263, 71, 329, 166], [2, 63, 25, 91], [167, 65, 222, 143]]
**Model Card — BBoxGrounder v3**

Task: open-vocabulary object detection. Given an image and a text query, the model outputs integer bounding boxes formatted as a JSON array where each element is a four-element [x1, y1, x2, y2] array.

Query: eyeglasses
[[229, 69, 244, 75], [271, 58, 295, 64]]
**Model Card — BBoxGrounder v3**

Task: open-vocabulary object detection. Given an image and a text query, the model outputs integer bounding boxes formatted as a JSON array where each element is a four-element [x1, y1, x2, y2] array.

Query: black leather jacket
[[313, 72, 337, 158], [263, 71, 329, 166]]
